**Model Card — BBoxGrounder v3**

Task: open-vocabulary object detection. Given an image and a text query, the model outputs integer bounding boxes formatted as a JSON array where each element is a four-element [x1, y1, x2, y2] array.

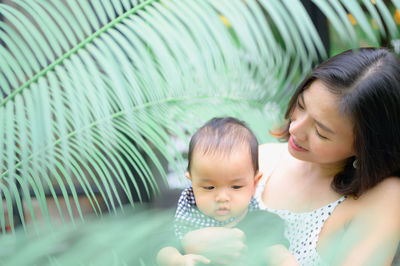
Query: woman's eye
[[232, 186, 243, 190], [297, 99, 305, 110], [315, 129, 328, 139], [203, 186, 214, 190]]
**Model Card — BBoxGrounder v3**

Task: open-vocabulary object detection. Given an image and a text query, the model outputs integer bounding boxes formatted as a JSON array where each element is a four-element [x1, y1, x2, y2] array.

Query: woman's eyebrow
[[301, 93, 336, 134]]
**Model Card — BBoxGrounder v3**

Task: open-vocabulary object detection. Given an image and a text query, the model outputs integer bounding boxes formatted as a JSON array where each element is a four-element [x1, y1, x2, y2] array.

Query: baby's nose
[[216, 190, 229, 202]]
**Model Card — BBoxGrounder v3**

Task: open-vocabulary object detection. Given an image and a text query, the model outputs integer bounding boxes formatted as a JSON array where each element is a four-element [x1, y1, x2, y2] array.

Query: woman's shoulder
[[259, 142, 287, 159], [359, 176, 400, 201], [258, 142, 287, 172], [259, 142, 287, 150], [348, 177, 400, 218], [362, 176, 400, 206], [320, 177, 400, 264], [375, 176, 400, 190]]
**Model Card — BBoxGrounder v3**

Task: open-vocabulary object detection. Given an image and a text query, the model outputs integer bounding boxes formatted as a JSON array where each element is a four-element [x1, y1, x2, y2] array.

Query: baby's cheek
[[195, 196, 213, 212], [233, 194, 252, 210]]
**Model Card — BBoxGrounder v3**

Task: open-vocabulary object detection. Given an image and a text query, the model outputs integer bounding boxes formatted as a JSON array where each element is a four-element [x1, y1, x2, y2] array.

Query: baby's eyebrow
[[197, 178, 213, 183], [230, 177, 247, 182]]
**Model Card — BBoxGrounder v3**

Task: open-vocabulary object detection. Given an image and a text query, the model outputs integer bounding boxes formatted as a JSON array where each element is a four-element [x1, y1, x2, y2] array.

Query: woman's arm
[[264, 244, 299, 266], [322, 177, 400, 265]]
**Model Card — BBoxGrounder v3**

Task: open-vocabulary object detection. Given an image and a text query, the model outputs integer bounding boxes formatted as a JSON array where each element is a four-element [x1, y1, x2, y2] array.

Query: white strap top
[[254, 145, 346, 265]]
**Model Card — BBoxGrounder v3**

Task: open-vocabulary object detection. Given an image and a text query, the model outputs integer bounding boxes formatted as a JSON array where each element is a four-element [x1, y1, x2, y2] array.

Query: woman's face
[[288, 80, 355, 168]]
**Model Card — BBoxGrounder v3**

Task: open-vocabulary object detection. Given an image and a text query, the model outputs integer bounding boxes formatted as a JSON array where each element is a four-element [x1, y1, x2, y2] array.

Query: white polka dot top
[[254, 146, 346, 265]]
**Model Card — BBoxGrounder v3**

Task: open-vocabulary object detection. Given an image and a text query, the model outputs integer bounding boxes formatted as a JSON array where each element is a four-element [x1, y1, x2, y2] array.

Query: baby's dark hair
[[187, 117, 259, 174]]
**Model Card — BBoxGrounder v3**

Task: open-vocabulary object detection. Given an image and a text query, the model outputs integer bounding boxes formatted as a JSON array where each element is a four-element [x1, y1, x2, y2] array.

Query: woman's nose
[[289, 113, 309, 141]]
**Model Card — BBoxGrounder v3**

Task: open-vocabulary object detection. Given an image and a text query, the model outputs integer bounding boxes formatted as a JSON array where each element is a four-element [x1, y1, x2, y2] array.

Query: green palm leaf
[[0, 0, 316, 233], [0, 0, 398, 238]]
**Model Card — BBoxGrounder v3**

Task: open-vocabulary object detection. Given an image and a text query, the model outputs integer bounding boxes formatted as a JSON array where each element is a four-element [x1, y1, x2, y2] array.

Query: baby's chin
[[213, 209, 249, 224], [213, 215, 233, 222]]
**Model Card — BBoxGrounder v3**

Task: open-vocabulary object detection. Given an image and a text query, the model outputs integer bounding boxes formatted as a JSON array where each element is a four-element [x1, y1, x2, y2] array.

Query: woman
[[181, 48, 400, 265]]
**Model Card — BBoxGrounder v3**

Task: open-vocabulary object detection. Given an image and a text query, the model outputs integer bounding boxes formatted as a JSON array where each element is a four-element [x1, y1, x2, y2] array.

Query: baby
[[157, 117, 293, 265]]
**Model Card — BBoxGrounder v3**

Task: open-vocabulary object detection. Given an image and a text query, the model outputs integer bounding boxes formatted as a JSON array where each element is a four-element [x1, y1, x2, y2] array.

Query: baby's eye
[[203, 186, 214, 190], [232, 186, 243, 190]]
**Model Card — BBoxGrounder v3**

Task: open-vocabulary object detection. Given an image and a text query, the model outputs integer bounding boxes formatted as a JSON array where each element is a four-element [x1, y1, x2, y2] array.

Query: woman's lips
[[289, 135, 308, 152]]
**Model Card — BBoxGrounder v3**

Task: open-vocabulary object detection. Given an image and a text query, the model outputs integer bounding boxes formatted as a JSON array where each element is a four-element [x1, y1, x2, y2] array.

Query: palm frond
[[0, 0, 399, 235]]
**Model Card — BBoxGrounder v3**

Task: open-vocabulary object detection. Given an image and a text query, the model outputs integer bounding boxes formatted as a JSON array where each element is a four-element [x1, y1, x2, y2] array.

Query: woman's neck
[[299, 159, 348, 180]]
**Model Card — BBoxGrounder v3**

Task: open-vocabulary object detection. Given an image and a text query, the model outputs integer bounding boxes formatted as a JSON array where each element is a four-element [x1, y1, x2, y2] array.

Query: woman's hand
[[182, 227, 247, 265]]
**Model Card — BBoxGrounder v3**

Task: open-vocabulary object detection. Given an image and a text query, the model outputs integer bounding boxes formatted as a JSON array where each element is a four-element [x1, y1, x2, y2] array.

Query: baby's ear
[[185, 172, 192, 181], [255, 171, 263, 185]]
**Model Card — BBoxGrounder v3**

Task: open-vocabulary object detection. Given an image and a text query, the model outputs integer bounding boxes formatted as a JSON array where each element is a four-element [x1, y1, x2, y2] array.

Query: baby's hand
[[179, 254, 210, 266], [157, 246, 210, 266], [183, 227, 246, 259]]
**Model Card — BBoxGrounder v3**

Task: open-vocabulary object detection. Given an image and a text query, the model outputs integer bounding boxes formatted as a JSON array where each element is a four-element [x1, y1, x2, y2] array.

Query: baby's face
[[187, 145, 261, 222]]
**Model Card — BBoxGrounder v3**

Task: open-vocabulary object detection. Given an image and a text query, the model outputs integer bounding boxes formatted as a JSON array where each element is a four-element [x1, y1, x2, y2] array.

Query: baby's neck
[[224, 208, 248, 228]]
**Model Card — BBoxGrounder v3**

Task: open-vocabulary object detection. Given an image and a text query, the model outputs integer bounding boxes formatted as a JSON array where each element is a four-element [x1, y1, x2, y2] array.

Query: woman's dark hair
[[273, 48, 400, 196], [188, 117, 259, 174]]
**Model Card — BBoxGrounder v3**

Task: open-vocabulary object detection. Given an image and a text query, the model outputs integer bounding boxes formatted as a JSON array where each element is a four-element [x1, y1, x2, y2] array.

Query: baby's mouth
[[216, 207, 230, 215]]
